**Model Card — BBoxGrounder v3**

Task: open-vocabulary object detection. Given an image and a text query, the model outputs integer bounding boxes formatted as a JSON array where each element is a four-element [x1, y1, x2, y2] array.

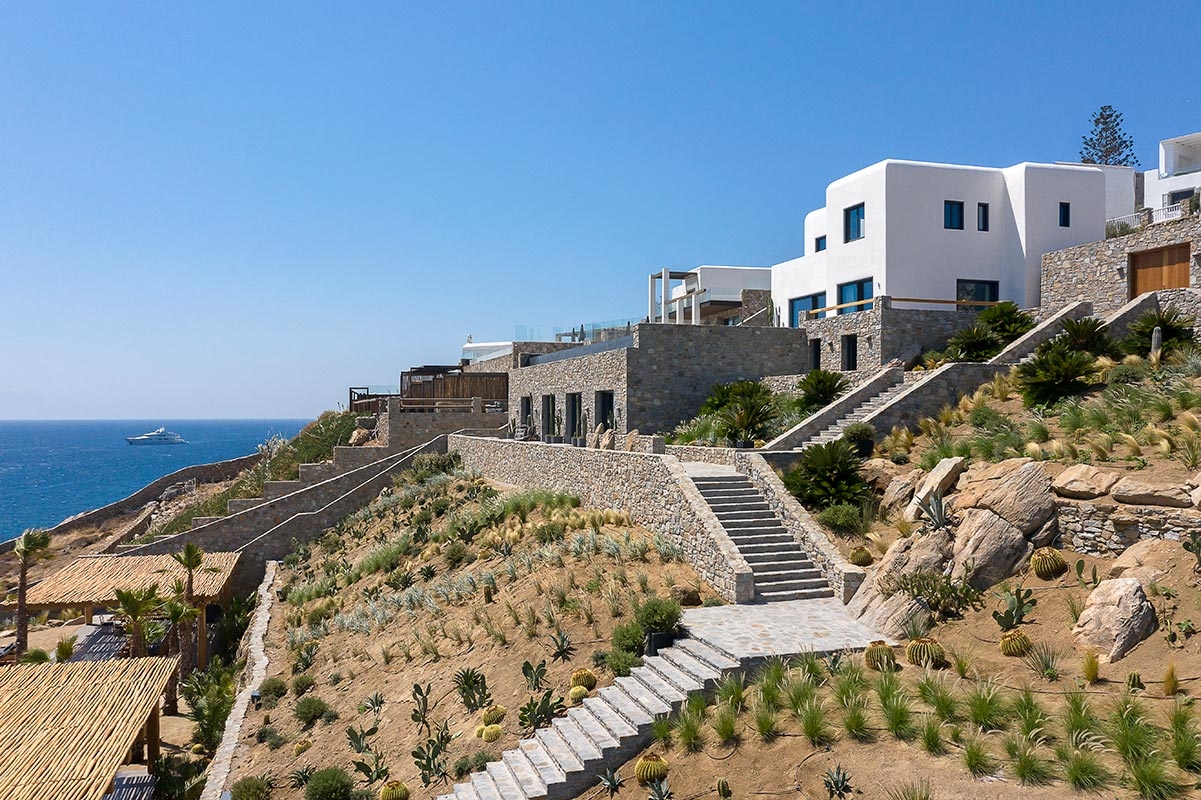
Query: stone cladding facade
[[449, 434, 756, 602], [1057, 499, 1201, 556], [801, 301, 980, 373], [1041, 214, 1201, 316]]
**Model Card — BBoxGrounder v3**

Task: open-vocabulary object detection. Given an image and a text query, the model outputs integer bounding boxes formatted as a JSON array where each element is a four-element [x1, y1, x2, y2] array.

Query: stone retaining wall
[[861, 362, 1001, 434], [1057, 499, 1201, 556], [1041, 214, 1201, 316], [664, 445, 736, 465], [988, 301, 1092, 365], [766, 366, 902, 450], [449, 435, 755, 602], [733, 452, 866, 603]]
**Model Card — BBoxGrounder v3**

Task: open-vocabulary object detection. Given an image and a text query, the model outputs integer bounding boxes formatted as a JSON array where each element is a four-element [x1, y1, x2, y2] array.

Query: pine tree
[[1079, 105, 1139, 166]]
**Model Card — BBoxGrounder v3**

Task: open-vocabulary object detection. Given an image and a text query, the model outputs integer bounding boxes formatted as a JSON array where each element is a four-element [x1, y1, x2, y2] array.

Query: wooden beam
[[145, 704, 160, 770], [196, 607, 207, 669]]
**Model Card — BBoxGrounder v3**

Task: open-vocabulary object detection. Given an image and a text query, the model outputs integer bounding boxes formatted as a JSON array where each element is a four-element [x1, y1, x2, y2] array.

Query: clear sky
[[1, 2, 1197, 419]]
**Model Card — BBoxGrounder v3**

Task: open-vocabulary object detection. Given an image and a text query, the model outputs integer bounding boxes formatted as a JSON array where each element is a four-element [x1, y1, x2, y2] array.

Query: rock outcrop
[[881, 469, 922, 515], [953, 459, 1055, 537], [1072, 577, 1157, 662], [950, 509, 1033, 590], [905, 457, 965, 521], [1111, 477, 1192, 508], [1053, 464, 1121, 499]]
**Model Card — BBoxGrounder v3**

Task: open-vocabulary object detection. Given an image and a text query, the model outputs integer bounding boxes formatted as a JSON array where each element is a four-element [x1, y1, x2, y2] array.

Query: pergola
[[11, 552, 240, 667], [0, 657, 178, 799]]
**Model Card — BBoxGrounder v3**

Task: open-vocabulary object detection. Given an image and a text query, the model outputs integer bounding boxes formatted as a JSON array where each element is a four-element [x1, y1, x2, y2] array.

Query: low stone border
[[1057, 500, 1200, 555], [200, 560, 278, 800]]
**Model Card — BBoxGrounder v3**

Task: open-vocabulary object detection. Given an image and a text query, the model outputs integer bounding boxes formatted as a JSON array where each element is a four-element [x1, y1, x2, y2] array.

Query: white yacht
[[126, 427, 187, 445]]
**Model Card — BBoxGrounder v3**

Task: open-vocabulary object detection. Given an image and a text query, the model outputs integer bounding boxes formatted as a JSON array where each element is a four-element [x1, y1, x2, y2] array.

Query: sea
[[0, 419, 309, 543]]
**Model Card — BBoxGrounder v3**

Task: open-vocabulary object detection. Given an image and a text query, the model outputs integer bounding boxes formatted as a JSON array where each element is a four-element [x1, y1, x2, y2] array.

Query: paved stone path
[[682, 597, 887, 662], [681, 462, 740, 477]]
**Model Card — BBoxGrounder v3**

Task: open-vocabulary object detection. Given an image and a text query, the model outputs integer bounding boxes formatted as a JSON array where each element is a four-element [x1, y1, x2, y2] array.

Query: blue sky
[[1, 2, 1197, 419]]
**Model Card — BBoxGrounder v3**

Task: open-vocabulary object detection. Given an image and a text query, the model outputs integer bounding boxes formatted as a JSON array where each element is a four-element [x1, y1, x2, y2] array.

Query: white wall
[[1143, 133, 1201, 209], [672, 265, 771, 304]]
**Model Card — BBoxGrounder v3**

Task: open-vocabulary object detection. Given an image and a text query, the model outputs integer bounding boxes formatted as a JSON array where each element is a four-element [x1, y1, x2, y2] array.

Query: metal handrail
[[803, 295, 1001, 318]]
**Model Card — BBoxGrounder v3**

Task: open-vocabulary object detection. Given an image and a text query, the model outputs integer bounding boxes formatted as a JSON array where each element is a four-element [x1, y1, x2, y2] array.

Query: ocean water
[[0, 419, 309, 542]]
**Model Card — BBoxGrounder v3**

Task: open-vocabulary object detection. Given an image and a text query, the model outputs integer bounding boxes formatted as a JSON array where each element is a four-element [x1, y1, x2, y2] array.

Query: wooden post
[[84, 605, 94, 625], [146, 704, 160, 771], [196, 605, 207, 669]]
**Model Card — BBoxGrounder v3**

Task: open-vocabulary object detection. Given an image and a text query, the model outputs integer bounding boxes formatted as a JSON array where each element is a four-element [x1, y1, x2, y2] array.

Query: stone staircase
[[436, 637, 737, 800], [800, 381, 911, 447], [691, 473, 833, 602]]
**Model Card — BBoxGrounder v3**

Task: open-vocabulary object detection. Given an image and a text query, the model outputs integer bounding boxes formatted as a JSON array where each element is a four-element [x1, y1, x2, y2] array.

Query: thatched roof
[[14, 552, 239, 609], [0, 657, 177, 800]]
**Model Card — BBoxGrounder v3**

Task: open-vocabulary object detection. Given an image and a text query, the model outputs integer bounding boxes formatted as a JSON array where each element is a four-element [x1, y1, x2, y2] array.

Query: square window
[[843, 204, 865, 242], [788, 292, 827, 326], [1059, 202, 1071, 227], [977, 203, 990, 231], [814, 235, 827, 252], [944, 200, 965, 230], [837, 278, 873, 315]]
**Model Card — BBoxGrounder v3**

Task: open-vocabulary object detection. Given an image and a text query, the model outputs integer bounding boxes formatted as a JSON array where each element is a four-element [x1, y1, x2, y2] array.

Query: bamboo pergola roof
[[11, 552, 240, 610], [0, 657, 177, 800]]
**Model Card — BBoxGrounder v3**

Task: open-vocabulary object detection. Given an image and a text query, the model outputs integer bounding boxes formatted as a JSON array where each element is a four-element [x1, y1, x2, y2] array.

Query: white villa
[[1143, 131, 1201, 214], [770, 159, 1133, 326], [647, 264, 772, 324]]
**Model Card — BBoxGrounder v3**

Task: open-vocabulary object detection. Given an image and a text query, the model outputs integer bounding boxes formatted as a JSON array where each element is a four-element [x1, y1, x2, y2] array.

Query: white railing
[[1106, 202, 1188, 237], [1154, 202, 1186, 224]]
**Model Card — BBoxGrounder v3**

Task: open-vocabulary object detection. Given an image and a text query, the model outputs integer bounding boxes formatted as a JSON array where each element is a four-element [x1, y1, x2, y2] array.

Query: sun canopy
[[11, 552, 240, 610]]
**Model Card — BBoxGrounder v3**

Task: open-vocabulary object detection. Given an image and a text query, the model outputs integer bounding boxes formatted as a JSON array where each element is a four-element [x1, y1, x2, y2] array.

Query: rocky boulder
[[669, 585, 702, 606], [348, 427, 373, 447], [848, 529, 952, 629], [1111, 477, 1192, 508], [857, 591, 930, 641], [881, 469, 922, 515], [1053, 464, 1121, 499], [952, 459, 1055, 537], [1106, 539, 1174, 586], [950, 508, 1033, 590], [1072, 578, 1157, 662], [905, 457, 966, 521]]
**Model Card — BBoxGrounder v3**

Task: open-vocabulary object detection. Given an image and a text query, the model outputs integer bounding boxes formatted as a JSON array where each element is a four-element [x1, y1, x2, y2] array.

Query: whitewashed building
[[771, 159, 1124, 326], [1143, 131, 1201, 213]]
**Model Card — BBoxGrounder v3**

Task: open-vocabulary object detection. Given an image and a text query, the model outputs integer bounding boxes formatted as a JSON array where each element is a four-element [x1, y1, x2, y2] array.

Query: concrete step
[[737, 540, 810, 555], [718, 516, 780, 529], [725, 524, 791, 537], [613, 677, 674, 716], [502, 749, 546, 798], [534, 727, 585, 775], [672, 637, 740, 671], [454, 783, 480, 800], [741, 549, 815, 565], [567, 706, 620, 751], [582, 696, 638, 739], [484, 761, 528, 800], [751, 566, 823, 582], [643, 655, 705, 695], [758, 586, 835, 601], [551, 715, 604, 763], [754, 576, 831, 593], [470, 771, 504, 800], [658, 647, 722, 687], [628, 667, 687, 706], [706, 500, 770, 512], [725, 533, 795, 546], [519, 739, 566, 791], [597, 686, 654, 730], [697, 488, 759, 499]]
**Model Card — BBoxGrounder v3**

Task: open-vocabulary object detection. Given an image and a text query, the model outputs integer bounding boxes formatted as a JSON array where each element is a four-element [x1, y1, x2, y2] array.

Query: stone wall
[[800, 301, 980, 373], [0, 453, 262, 554], [384, 402, 507, 451], [664, 445, 736, 465], [766, 366, 903, 450], [1057, 499, 1201, 556], [509, 347, 628, 435], [989, 301, 1092, 365], [733, 453, 865, 602], [449, 435, 756, 602], [861, 362, 1001, 434], [1041, 214, 1201, 315]]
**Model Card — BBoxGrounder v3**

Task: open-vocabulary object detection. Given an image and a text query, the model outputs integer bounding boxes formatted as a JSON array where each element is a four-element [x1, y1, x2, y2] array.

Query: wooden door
[[1130, 244, 1191, 298]]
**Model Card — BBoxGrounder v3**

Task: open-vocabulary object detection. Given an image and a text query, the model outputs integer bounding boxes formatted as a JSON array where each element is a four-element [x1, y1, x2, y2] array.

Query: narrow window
[[814, 235, 827, 252], [1059, 202, 1071, 227], [843, 204, 865, 242], [837, 278, 873, 314], [841, 334, 858, 371], [944, 200, 965, 230], [977, 202, 990, 231], [809, 339, 822, 370]]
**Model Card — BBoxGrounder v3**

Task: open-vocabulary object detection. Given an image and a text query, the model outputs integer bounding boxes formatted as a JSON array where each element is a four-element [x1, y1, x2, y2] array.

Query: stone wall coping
[[733, 452, 865, 603], [765, 365, 903, 451], [989, 300, 1092, 365], [664, 444, 737, 465]]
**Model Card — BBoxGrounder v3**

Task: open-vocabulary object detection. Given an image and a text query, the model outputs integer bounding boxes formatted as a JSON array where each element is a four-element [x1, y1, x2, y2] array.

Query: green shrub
[[635, 597, 681, 634], [816, 502, 873, 536], [782, 440, 869, 510], [1122, 306, 1194, 357], [255, 724, 287, 750], [611, 621, 645, 654], [292, 674, 316, 697], [714, 393, 779, 445], [605, 648, 642, 677], [231, 775, 273, 800], [976, 301, 1034, 342], [259, 677, 288, 703], [947, 324, 1003, 361], [700, 380, 773, 415], [1017, 342, 1096, 407], [533, 521, 566, 544], [294, 696, 331, 727], [444, 541, 476, 569], [1107, 363, 1149, 384], [304, 768, 354, 800], [798, 370, 851, 409], [1059, 317, 1121, 358], [840, 422, 876, 443], [411, 452, 461, 481]]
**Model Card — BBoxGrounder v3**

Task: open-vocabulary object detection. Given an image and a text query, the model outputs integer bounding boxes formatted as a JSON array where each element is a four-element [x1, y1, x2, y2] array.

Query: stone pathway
[[435, 599, 883, 800], [682, 597, 887, 663], [680, 462, 739, 478]]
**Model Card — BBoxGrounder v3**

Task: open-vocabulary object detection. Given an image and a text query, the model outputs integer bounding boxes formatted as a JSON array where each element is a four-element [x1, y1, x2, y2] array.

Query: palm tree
[[114, 585, 163, 658], [162, 584, 197, 715], [13, 528, 52, 658], [169, 543, 206, 677]]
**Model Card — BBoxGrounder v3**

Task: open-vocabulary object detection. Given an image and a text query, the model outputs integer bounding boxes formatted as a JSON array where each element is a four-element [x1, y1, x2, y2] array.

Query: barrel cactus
[[482, 724, 503, 742], [379, 781, 410, 800], [474, 724, 486, 739], [1031, 547, 1067, 580], [717, 778, 732, 799], [904, 637, 946, 669], [482, 705, 506, 725], [569, 685, 589, 704], [1127, 671, 1144, 691], [635, 752, 670, 785], [293, 739, 312, 756], [848, 546, 873, 567], [999, 629, 1033, 657], [864, 640, 896, 672], [571, 667, 598, 690]]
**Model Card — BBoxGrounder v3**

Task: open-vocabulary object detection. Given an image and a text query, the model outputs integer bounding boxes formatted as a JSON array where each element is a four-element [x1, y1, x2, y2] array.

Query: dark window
[[843, 203, 865, 242], [1170, 188, 1196, 205], [519, 396, 532, 428], [977, 202, 990, 231], [1059, 202, 1071, 227], [957, 279, 1000, 311], [540, 395, 556, 437], [841, 334, 858, 371], [944, 200, 965, 230], [837, 278, 873, 314], [788, 292, 827, 326], [814, 235, 827, 252], [565, 393, 582, 439], [594, 391, 615, 431], [809, 339, 821, 371]]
